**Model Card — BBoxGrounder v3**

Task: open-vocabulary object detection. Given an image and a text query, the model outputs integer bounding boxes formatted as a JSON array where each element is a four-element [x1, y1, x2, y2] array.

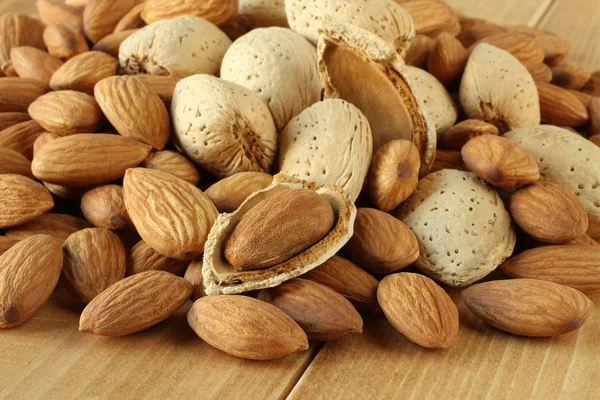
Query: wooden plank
[[445, 0, 553, 26]]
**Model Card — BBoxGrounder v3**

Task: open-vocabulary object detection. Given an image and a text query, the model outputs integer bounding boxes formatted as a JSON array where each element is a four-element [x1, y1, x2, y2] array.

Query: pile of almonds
[[1, 0, 599, 361]]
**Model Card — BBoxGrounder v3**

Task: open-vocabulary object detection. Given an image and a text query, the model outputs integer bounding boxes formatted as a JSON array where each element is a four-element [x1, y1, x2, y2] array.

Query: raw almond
[[582, 70, 600, 97], [536, 82, 589, 126], [457, 21, 505, 48], [470, 32, 544, 70], [0, 147, 33, 178], [0, 111, 30, 131], [568, 234, 599, 246], [50, 51, 119, 93], [224, 188, 334, 271], [402, 0, 460, 37], [5, 213, 90, 243], [0, 15, 46, 73], [0, 175, 53, 229], [142, 0, 239, 26], [10, 47, 64, 86], [205, 172, 273, 213], [427, 32, 468, 85], [126, 240, 189, 276], [440, 120, 499, 150], [142, 150, 200, 185], [36, 0, 83, 25], [405, 34, 435, 69], [509, 181, 588, 243], [28, 90, 103, 135], [461, 135, 540, 188], [43, 20, 89, 60], [510, 26, 570, 66], [183, 259, 204, 301], [0, 235, 63, 328], [83, 0, 140, 42], [132, 74, 178, 104], [80, 185, 132, 231], [590, 134, 600, 146], [430, 149, 467, 173], [528, 62, 553, 83], [0, 77, 47, 113], [378, 273, 459, 349], [187, 295, 309, 360], [32, 134, 151, 187], [343, 208, 419, 274], [114, 3, 146, 32], [79, 270, 192, 336], [123, 168, 218, 260], [44, 182, 88, 200], [500, 246, 600, 293], [92, 29, 138, 58], [0, 120, 45, 159], [0, 236, 19, 256], [95, 76, 170, 150], [258, 278, 363, 341], [462, 278, 593, 337], [551, 64, 592, 90], [588, 97, 600, 137], [32, 131, 59, 157]]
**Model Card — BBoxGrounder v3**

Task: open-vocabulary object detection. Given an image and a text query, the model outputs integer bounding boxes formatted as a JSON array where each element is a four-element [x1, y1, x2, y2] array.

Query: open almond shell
[[202, 174, 357, 295], [317, 20, 437, 177]]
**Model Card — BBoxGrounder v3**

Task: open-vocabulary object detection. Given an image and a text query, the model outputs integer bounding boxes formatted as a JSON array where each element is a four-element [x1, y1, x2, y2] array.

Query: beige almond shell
[[285, 0, 415, 57], [504, 125, 600, 241], [459, 43, 540, 133], [317, 21, 436, 177], [119, 16, 232, 78], [277, 99, 372, 202], [172, 74, 277, 178], [220, 27, 321, 131], [395, 170, 516, 287], [405, 66, 457, 136], [238, 0, 289, 29], [202, 174, 356, 295]]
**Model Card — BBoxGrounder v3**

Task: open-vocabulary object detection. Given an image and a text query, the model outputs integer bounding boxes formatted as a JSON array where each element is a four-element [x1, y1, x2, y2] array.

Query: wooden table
[[1, 0, 600, 399]]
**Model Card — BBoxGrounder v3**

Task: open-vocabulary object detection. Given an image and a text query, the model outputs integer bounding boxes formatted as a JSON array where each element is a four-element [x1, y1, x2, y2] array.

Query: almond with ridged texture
[[440, 120, 499, 150], [0, 120, 46, 159], [132, 74, 178, 104], [258, 278, 363, 341], [123, 168, 218, 260], [83, 0, 140, 43], [582, 70, 600, 97], [95, 76, 170, 150], [10, 47, 63, 86], [510, 182, 588, 243], [50, 51, 119, 94], [343, 208, 419, 274], [43, 20, 89, 60], [81, 185, 133, 231], [142, 150, 200, 185], [402, 0, 460, 37], [92, 29, 138, 58], [510, 26, 570, 66], [536, 82, 589, 126], [587, 97, 600, 137], [461, 135, 540, 188], [224, 189, 334, 271], [142, 0, 239, 26], [36, 0, 83, 25], [378, 273, 459, 349], [428, 32, 468, 85], [551, 64, 592, 90], [32, 131, 58, 157], [568, 234, 599, 246], [183, 259, 204, 301], [28, 91, 103, 136], [0, 175, 53, 229], [32, 134, 152, 187], [0, 112, 30, 131], [430, 149, 467, 173], [0, 235, 63, 328], [205, 172, 273, 213], [5, 213, 90, 243], [368, 140, 420, 212], [114, 3, 146, 32], [0, 77, 47, 113], [80, 270, 192, 336], [62, 228, 126, 303], [127, 240, 189, 276], [470, 32, 544, 70], [0, 15, 46, 74], [457, 22, 505, 48], [0, 147, 33, 178], [501, 246, 600, 293], [302, 255, 378, 309], [0, 237, 19, 256], [404, 35, 435, 69], [187, 295, 308, 360], [462, 279, 593, 337], [528, 62, 552, 83]]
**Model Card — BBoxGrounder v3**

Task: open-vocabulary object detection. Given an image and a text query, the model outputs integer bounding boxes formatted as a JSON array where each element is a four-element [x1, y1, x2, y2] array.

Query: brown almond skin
[[427, 32, 468, 85], [0, 15, 46, 72], [582, 70, 600, 97], [126, 240, 189, 276], [62, 228, 126, 303], [43, 182, 88, 200], [183, 258, 205, 301], [224, 189, 334, 271], [377, 273, 459, 349], [33, 131, 59, 158], [588, 97, 600, 137], [132, 74, 179, 104], [568, 234, 599, 246], [510, 181, 588, 244], [0, 147, 33, 178], [368, 140, 420, 213], [50, 51, 119, 93], [536, 82, 589, 126], [205, 172, 273, 213], [84, 0, 140, 43], [500, 246, 600, 293], [0, 236, 19, 256], [187, 295, 309, 360], [80, 270, 192, 336], [43, 20, 89, 60], [258, 278, 363, 341], [469, 32, 544, 70], [142, 0, 239, 26], [32, 134, 152, 187], [92, 29, 138, 58], [10, 46, 64, 86], [430, 149, 467, 173], [303, 255, 379, 309], [81, 185, 133, 231], [0, 235, 63, 328], [0, 119, 46, 159], [0, 112, 31, 131], [5, 213, 90, 243], [0, 175, 54, 229], [114, 3, 146, 32], [36, 0, 83, 25], [405, 35, 435, 69], [439, 120, 499, 150], [551, 64, 592, 91], [0, 77, 48, 113], [457, 22, 505, 48], [461, 135, 540, 188], [142, 150, 200, 185], [590, 134, 600, 147], [528, 63, 552, 83], [462, 279, 593, 337]]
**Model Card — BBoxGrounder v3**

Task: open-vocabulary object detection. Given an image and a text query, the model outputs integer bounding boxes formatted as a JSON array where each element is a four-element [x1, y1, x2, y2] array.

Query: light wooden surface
[[2, 0, 600, 399]]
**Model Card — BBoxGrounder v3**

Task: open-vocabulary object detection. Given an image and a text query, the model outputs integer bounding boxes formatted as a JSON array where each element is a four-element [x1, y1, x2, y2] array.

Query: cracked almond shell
[[202, 174, 356, 295]]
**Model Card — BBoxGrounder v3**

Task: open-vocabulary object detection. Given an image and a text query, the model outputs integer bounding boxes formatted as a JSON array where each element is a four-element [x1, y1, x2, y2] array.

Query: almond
[[0, 120, 45, 159], [79, 270, 192, 336], [462, 278, 593, 337], [126, 240, 189, 276], [205, 172, 273, 213], [224, 188, 334, 271], [457, 21, 505, 48], [0, 175, 53, 229], [0, 15, 46, 73], [302, 255, 378, 309], [43, 20, 89, 60], [10, 47, 64, 86], [378, 273, 459, 349], [587, 97, 600, 137], [461, 135, 540, 188], [590, 134, 600, 147], [569, 89, 592, 110], [404, 35, 435, 69], [568, 234, 599, 246], [536, 82, 589, 126], [402, 0, 460, 37], [430, 149, 467, 173], [95, 76, 170, 150], [123, 168, 218, 260], [551, 64, 592, 90], [427, 32, 468, 85], [83, 0, 140, 43], [187, 295, 309, 360], [258, 278, 363, 341], [143, 0, 238, 26], [440, 120, 499, 150], [368, 140, 420, 213], [141, 150, 200, 185], [28, 90, 103, 135], [66, 0, 91, 7], [0, 235, 63, 328], [0, 147, 33, 178], [92, 29, 138, 58], [470, 32, 544, 70], [81, 185, 133, 231], [5, 213, 90, 243], [132, 74, 178, 104], [582, 70, 600, 97], [0, 236, 19, 256], [528, 62, 553, 83], [114, 3, 146, 32], [343, 208, 419, 274], [510, 26, 570, 66], [0, 111, 30, 131], [32, 134, 151, 187], [43, 182, 88, 200], [36, 0, 83, 25], [0, 77, 47, 113], [183, 259, 204, 301], [50, 51, 119, 94], [32, 131, 59, 158], [509, 181, 588, 243]]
